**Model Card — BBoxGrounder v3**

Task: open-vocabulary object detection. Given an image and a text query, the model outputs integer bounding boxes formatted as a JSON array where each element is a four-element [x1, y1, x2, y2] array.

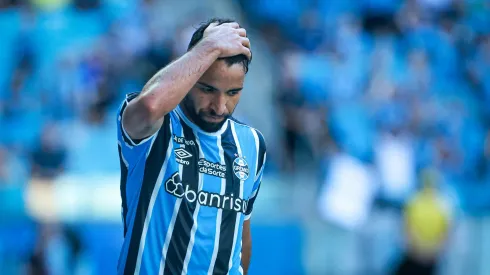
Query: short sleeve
[[117, 92, 159, 168], [118, 93, 158, 148], [244, 129, 267, 220]]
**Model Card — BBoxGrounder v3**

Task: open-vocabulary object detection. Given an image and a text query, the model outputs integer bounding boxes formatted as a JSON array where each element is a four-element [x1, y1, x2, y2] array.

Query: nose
[[211, 93, 227, 116]]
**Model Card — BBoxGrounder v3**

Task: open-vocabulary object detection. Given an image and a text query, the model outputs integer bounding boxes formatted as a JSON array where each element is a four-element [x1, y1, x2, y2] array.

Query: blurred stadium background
[[1, 0, 490, 274]]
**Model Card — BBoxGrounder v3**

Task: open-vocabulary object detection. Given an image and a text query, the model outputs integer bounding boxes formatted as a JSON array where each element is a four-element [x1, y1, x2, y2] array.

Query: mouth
[[202, 114, 225, 123]]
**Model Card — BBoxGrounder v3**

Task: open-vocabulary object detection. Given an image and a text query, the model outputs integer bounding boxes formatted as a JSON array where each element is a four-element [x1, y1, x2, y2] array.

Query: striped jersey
[[116, 93, 266, 275]]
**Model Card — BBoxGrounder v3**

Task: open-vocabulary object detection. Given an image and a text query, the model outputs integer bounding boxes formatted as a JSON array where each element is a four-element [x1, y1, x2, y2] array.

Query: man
[[393, 169, 452, 275], [116, 18, 266, 275]]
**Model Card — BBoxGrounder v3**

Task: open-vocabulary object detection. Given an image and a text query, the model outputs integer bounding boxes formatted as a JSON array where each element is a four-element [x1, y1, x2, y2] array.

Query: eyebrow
[[197, 82, 243, 93], [197, 82, 217, 90]]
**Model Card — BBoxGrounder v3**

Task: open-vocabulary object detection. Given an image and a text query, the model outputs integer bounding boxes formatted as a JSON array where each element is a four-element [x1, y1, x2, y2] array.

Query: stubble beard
[[181, 95, 231, 133]]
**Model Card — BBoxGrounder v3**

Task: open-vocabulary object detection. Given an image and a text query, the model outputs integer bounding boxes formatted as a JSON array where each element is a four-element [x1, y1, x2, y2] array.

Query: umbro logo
[[175, 148, 192, 165], [175, 148, 192, 159]]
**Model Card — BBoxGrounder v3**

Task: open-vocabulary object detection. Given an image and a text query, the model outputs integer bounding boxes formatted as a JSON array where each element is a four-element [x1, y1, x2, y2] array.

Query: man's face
[[181, 60, 245, 132]]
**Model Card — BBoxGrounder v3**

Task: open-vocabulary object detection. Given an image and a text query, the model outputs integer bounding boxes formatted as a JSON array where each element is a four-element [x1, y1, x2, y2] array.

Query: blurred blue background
[[0, 0, 490, 274]]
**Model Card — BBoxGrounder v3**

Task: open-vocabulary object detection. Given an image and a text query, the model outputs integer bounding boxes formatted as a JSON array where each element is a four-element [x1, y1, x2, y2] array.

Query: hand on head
[[203, 22, 252, 60]]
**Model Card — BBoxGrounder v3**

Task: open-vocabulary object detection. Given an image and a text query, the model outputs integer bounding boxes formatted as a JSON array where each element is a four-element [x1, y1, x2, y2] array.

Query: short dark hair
[[187, 18, 251, 73]]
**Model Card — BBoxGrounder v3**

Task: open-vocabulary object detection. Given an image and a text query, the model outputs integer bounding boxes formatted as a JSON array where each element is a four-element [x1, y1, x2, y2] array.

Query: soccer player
[[116, 18, 266, 275]]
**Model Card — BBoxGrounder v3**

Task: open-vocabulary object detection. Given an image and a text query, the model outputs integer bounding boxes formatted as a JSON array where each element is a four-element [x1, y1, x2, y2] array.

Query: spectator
[[393, 168, 453, 275], [30, 123, 67, 181], [0, 145, 28, 219], [0, 0, 489, 274], [374, 122, 417, 206], [0, 145, 27, 186]]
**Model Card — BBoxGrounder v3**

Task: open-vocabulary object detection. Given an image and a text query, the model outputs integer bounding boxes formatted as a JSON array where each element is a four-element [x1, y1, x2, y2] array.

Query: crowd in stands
[[1, 0, 490, 274]]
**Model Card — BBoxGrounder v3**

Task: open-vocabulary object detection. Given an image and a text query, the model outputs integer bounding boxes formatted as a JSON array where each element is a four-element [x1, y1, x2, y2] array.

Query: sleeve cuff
[[120, 110, 157, 148], [244, 213, 252, 220]]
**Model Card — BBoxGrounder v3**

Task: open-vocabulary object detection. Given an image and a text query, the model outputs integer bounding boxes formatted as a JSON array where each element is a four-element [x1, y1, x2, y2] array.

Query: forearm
[[241, 240, 251, 274], [123, 41, 220, 138], [141, 41, 219, 117]]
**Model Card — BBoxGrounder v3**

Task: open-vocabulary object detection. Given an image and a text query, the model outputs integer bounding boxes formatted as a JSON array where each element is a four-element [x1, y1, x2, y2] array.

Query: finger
[[204, 22, 219, 33], [242, 47, 252, 61], [241, 37, 251, 49], [236, 28, 247, 37], [219, 22, 240, 29]]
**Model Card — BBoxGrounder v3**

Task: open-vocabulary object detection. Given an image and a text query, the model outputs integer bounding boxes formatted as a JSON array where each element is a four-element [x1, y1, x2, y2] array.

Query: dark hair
[[187, 18, 251, 73]]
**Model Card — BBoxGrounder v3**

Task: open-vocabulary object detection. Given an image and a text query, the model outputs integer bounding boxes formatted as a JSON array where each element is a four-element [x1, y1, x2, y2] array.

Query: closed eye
[[227, 90, 241, 96], [197, 82, 217, 94], [200, 86, 215, 93]]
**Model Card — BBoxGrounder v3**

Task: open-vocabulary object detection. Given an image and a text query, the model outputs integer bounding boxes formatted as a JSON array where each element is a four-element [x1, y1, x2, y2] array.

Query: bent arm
[[122, 40, 220, 140]]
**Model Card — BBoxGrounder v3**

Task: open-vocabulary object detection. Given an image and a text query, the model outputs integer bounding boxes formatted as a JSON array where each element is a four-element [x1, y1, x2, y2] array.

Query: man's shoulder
[[229, 117, 266, 149]]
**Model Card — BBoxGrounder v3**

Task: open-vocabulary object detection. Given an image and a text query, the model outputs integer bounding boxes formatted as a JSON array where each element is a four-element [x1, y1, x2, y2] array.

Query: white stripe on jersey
[[118, 108, 133, 149], [134, 127, 172, 275], [146, 131, 158, 159], [181, 131, 205, 275], [207, 134, 227, 275], [238, 250, 244, 274], [249, 188, 259, 200], [228, 122, 244, 272], [159, 123, 185, 274], [118, 141, 129, 168], [158, 195, 182, 274], [251, 128, 260, 181]]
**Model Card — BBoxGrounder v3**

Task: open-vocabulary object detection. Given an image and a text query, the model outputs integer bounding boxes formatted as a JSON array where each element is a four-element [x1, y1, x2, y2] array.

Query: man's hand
[[202, 22, 251, 60]]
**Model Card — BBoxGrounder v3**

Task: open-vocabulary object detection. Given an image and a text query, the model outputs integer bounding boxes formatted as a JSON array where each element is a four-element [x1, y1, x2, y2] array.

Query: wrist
[[194, 37, 221, 59]]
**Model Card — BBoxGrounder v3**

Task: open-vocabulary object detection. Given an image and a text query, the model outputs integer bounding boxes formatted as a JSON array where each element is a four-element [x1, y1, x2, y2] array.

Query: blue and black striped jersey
[[116, 93, 266, 275]]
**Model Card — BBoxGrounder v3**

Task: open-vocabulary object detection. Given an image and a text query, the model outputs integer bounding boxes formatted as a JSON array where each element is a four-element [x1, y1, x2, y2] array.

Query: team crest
[[233, 156, 249, 180]]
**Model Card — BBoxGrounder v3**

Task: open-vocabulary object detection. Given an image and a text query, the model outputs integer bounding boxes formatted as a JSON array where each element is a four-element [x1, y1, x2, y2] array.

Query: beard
[[181, 95, 231, 132]]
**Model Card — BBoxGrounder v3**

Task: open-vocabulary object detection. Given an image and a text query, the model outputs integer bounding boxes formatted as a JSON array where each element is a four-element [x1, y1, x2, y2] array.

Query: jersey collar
[[175, 105, 229, 136]]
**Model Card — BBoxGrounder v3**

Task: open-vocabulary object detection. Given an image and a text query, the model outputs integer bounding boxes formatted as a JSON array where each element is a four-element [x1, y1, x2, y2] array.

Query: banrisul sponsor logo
[[174, 148, 192, 165], [165, 172, 248, 213], [233, 156, 249, 180], [198, 158, 226, 178]]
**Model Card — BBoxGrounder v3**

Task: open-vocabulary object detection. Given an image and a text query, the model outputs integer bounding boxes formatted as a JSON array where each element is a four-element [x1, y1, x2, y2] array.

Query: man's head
[[181, 18, 251, 132]]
